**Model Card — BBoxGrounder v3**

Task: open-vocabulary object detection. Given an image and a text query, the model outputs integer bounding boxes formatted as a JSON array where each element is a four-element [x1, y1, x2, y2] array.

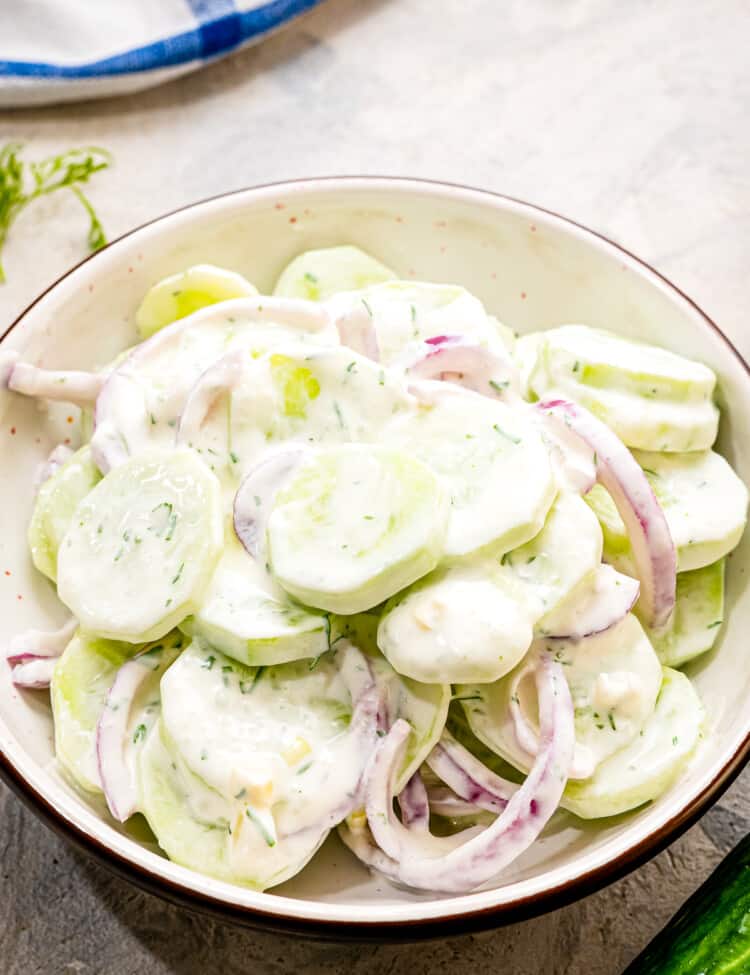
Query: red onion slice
[[10, 657, 58, 689], [175, 349, 247, 449], [97, 653, 161, 821], [92, 298, 332, 473], [426, 785, 487, 819], [360, 656, 574, 893], [6, 617, 77, 665], [398, 772, 430, 832], [9, 362, 105, 407], [7, 617, 78, 687], [403, 335, 519, 400], [333, 304, 380, 361], [233, 446, 310, 559], [537, 399, 676, 628], [539, 565, 640, 641], [277, 642, 383, 836], [426, 730, 516, 815]]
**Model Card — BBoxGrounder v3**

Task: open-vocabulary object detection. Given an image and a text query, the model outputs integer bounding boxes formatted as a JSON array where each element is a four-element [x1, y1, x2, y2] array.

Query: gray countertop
[[1, 1, 748, 971]]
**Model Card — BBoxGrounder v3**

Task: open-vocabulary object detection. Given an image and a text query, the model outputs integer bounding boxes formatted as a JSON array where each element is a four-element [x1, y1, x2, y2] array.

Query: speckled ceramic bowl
[[1, 178, 749, 939]]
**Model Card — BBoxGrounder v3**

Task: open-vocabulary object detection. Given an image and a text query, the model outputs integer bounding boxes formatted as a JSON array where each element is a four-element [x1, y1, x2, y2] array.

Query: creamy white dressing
[[326, 281, 507, 366], [9, 252, 743, 894], [91, 299, 339, 472], [459, 614, 662, 781], [378, 567, 533, 684], [267, 443, 448, 614], [384, 382, 555, 557]]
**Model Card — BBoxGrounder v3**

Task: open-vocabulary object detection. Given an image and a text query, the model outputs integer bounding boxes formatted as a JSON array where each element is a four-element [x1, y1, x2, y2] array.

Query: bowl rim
[[2, 174, 749, 940]]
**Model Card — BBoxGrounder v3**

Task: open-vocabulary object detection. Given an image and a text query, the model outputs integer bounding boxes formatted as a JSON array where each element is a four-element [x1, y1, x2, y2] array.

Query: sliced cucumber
[[51, 631, 134, 794], [327, 281, 505, 366], [135, 264, 258, 338], [28, 446, 101, 582], [377, 566, 533, 684], [138, 721, 327, 890], [257, 344, 412, 446], [499, 491, 603, 620], [586, 450, 748, 572], [459, 615, 662, 780], [180, 534, 329, 666], [57, 450, 223, 642], [648, 560, 725, 668], [562, 667, 704, 818], [267, 444, 448, 614], [524, 325, 719, 451], [182, 344, 414, 482], [93, 301, 338, 469], [635, 449, 747, 571], [273, 245, 396, 301], [384, 385, 555, 557]]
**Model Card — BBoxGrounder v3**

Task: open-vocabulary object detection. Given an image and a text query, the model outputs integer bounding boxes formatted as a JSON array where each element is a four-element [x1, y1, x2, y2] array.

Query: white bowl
[[1, 178, 749, 938]]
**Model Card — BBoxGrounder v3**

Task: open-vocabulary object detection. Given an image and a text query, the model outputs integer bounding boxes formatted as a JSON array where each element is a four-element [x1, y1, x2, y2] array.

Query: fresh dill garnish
[[0, 142, 112, 283], [492, 423, 522, 445], [132, 723, 147, 744]]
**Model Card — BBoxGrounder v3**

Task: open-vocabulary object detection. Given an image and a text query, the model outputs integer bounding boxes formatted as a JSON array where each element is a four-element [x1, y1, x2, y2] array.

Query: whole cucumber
[[624, 834, 750, 974]]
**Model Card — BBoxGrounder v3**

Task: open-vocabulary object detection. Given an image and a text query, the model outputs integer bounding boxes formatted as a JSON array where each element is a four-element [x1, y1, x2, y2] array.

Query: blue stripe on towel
[[0, 0, 320, 78], [187, 0, 243, 58]]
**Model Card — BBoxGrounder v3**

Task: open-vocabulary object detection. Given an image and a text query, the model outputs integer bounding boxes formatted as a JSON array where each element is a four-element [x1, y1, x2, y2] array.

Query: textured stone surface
[[1, 0, 748, 971]]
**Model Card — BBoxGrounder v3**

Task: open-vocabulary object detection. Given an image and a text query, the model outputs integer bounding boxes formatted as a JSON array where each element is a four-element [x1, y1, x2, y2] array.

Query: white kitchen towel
[[0, 0, 322, 108]]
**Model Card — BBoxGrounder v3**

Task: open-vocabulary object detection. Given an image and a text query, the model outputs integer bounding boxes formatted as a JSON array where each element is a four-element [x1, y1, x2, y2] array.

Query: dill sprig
[[0, 142, 112, 283]]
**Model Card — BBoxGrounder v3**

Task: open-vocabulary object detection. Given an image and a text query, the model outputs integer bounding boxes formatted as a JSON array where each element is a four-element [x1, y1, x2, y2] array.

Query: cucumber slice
[[377, 566, 533, 684], [562, 667, 704, 818], [327, 281, 506, 366], [160, 640, 354, 817], [459, 614, 662, 780], [177, 344, 414, 484], [51, 631, 134, 794], [273, 245, 396, 301], [57, 450, 223, 642], [586, 450, 748, 572], [524, 325, 719, 451], [180, 534, 329, 666], [93, 300, 338, 470], [635, 449, 747, 571], [648, 560, 725, 668], [135, 264, 258, 338], [500, 491, 603, 620], [138, 721, 327, 890], [268, 444, 448, 614], [28, 445, 101, 582], [384, 385, 555, 557]]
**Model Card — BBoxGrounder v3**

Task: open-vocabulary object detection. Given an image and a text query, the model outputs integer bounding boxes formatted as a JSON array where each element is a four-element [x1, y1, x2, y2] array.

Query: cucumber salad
[[4, 245, 747, 895]]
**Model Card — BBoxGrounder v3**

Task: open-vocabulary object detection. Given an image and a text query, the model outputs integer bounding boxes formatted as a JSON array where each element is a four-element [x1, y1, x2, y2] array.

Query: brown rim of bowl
[[1, 176, 749, 941]]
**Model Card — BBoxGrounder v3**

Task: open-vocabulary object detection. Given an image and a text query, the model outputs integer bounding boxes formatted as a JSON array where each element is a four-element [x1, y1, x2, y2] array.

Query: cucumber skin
[[624, 834, 750, 974]]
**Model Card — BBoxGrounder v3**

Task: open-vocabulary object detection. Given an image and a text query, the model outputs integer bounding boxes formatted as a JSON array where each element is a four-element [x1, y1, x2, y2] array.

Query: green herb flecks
[[245, 807, 277, 847], [488, 379, 510, 393], [132, 723, 147, 744], [0, 142, 112, 284], [493, 423, 522, 445]]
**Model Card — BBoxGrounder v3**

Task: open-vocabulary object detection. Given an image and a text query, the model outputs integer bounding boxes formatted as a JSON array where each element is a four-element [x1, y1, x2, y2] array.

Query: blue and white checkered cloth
[[0, 0, 322, 107]]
